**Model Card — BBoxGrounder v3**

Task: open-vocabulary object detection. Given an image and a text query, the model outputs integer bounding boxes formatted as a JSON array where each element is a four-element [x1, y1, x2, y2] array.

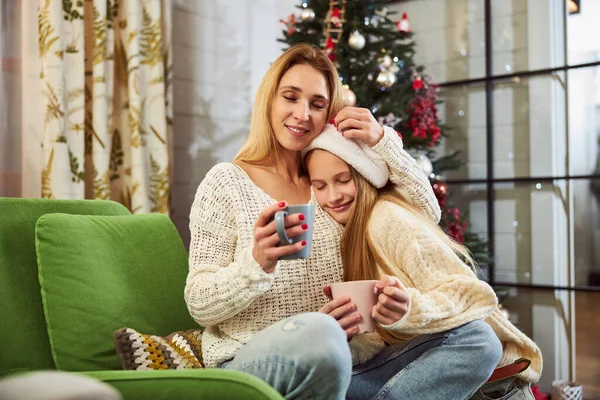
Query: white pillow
[[0, 371, 120, 400]]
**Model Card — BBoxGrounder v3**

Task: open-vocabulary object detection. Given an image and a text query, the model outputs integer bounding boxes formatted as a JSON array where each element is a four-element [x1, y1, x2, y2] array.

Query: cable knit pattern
[[186, 128, 440, 368], [367, 201, 542, 382], [372, 127, 441, 224], [485, 309, 543, 383]]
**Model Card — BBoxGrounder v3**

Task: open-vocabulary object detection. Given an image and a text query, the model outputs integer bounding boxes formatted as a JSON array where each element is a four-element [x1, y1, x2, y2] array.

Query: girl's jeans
[[222, 313, 503, 400]]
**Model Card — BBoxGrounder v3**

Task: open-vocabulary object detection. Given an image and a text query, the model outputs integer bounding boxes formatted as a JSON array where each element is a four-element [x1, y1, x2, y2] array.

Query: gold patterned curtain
[[37, 0, 172, 214]]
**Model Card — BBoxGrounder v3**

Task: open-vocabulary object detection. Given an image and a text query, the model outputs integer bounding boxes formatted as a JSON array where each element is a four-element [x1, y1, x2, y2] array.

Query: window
[[392, 0, 600, 394]]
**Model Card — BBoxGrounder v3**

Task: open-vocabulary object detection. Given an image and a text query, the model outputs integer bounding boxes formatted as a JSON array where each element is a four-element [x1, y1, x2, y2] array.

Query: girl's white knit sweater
[[362, 201, 542, 383], [185, 127, 440, 368]]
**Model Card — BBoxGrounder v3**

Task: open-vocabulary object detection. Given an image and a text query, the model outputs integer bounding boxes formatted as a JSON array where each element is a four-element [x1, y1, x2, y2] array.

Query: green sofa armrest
[[80, 369, 284, 400]]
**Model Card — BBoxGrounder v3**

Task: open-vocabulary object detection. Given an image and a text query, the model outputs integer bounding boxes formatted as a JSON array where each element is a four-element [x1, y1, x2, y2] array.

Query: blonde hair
[[340, 168, 477, 345], [234, 43, 344, 167]]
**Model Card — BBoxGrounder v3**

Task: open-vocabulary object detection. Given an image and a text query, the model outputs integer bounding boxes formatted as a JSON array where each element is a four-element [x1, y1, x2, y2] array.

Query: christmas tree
[[279, 0, 491, 267]]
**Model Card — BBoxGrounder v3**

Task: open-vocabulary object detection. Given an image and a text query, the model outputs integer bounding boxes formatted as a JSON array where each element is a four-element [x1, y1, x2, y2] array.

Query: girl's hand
[[372, 275, 411, 326], [252, 201, 308, 273], [332, 106, 385, 147], [320, 285, 362, 341]]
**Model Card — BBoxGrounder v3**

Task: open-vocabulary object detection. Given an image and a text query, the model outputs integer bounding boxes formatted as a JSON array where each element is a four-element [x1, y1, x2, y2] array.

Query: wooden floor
[[575, 292, 600, 400]]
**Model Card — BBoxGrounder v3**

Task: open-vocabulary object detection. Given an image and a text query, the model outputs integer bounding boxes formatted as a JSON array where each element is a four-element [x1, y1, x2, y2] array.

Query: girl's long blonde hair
[[234, 43, 344, 167], [341, 168, 477, 345]]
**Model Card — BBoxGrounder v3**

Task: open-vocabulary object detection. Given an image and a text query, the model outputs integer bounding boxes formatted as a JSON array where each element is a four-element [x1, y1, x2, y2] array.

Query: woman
[[186, 43, 501, 399], [303, 124, 543, 399]]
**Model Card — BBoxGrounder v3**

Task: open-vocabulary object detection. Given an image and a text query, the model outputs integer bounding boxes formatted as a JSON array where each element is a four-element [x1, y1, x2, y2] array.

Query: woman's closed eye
[[283, 95, 326, 110]]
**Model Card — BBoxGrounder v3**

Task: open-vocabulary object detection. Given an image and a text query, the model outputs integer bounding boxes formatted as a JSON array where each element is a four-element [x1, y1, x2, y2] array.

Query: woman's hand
[[332, 106, 385, 147], [252, 201, 308, 273], [372, 275, 411, 326], [320, 285, 362, 341]]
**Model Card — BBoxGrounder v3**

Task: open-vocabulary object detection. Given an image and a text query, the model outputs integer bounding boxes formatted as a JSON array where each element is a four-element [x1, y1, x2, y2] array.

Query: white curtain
[[1, 0, 172, 216], [0, 1, 23, 197]]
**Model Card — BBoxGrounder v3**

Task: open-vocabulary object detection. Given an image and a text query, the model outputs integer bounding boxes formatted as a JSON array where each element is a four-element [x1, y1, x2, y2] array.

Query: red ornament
[[531, 385, 549, 400], [407, 75, 442, 146], [432, 179, 448, 208], [444, 206, 468, 243], [446, 208, 461, 220], [395, 130, 403, 140], [279, 13, 297, 36], [330, 7, 342, 28], [324, 37, 336, 61], [412, 76, 423, 90], [446, 222, 465, 243], [395, 12, 411, 33]]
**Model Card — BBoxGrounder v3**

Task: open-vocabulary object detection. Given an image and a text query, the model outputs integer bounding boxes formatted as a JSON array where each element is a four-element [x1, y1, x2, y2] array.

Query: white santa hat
[[302, 124, 389, 188]]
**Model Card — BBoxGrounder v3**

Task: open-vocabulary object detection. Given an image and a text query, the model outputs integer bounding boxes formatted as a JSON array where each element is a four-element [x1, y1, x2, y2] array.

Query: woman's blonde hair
[[340, 167, 477, 345], [234, 43, 345, 167]]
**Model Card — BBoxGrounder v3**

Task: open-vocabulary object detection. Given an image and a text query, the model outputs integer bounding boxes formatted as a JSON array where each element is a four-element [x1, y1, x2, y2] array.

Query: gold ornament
[[301, 8, 315, 22], [379, 54, 393, 69], [342, 84, 357, 106], [376, 70, 397, 88]]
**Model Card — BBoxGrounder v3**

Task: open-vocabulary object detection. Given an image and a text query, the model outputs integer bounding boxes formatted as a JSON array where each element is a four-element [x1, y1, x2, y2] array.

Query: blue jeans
[[348, 320, 503, 400], [473, 378, 534, 400], [222, 312, 352, 399], [223, 315, 501, 400]]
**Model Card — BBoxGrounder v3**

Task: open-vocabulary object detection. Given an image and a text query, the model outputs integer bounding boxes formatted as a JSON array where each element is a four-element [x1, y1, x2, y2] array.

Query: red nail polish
[[279, 201, 286, 208], [301, 240, 307, 246], [301, 224, 308, 230], [298, 214, 305, 221], [329, 118, 336, 125]]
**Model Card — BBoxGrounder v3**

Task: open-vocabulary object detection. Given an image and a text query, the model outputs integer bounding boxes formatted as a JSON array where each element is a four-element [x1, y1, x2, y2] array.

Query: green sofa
[[0, 197, 283, 400]]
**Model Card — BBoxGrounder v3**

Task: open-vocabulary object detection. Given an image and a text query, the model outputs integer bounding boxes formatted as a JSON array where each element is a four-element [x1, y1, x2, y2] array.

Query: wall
[[171, 0, 296, 245]]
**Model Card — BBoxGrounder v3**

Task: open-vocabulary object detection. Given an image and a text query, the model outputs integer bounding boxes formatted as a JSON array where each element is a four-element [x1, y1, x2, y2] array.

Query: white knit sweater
[[186, 127, 440, 368], [360, 201, 543, 383]]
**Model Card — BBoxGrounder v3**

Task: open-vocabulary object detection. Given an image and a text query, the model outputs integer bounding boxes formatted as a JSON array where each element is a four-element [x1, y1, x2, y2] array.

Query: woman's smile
[[286, 124, 310, 137]]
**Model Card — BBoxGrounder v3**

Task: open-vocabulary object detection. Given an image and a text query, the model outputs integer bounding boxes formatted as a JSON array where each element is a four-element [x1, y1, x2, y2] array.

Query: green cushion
[[0, 198, 130, 377], [83, 370, 284, 400], [35, 213, 197, 372]]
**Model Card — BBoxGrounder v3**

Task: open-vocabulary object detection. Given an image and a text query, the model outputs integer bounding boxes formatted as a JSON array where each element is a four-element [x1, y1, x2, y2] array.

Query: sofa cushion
[[35, 213, 197, 371], [114, 328, 204, 370], [0, 198, 130, 377]]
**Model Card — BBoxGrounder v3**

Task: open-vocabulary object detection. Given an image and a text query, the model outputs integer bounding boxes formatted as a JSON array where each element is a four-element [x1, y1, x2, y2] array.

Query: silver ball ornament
[[342, 85, 357, 106], [380, 55, 393, 68], [348, 31, 366, 50], [376, 70, 397, 88], [300, 8, 315, 22], [415, 155, 433, 176]]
